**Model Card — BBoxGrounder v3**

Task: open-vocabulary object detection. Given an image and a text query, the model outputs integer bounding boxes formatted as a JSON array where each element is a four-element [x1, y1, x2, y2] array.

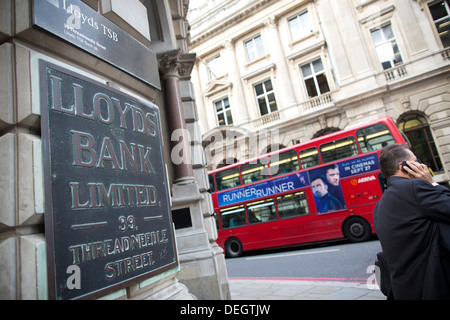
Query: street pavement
[[228, 278, 386, 300]]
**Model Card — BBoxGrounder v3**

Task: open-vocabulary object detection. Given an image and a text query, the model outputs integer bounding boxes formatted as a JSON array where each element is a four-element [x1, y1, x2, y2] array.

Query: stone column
[[157, 50, 230, 300], [158, 49, 195, 184], [394, 0, 427, 56], [222, 39, 249, 124], [264, 16, 297, 109]]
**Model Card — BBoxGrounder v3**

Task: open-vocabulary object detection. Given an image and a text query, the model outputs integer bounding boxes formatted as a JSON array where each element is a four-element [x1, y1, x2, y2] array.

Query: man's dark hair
[[325, 164, 339, 172], [379, 144, 410, 179], [311, 175, 327, 185]]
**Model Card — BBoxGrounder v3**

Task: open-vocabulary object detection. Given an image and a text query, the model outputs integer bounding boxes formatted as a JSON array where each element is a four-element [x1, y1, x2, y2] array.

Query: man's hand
[[404, 161, 434, 184]]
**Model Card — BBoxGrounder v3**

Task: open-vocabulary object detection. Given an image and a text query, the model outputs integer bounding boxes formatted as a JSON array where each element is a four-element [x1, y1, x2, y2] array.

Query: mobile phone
[[402, 161, 412, 173]]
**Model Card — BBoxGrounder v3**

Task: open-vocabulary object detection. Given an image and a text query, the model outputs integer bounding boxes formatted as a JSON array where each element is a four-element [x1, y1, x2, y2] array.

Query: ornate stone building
[[188, 0, 450, 185], [0, 0, 229, 300]]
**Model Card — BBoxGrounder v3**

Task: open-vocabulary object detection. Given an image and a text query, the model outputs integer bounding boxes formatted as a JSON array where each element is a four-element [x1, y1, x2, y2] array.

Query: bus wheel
[[225, 237, 243, 258], [343, 217, 371, 242]]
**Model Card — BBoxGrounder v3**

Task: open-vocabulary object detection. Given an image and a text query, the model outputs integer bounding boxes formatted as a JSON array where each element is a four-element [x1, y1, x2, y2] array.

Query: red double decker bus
[[208, 117, 407, 257]]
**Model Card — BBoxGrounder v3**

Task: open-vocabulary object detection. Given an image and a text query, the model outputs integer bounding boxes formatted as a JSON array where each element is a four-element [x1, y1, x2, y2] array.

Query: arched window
[[398, 113, 443, 173]]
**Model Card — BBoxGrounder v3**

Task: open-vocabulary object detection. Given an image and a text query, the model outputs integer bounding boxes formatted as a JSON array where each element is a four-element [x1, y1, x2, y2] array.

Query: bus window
[[357, 123, 395, 153], [215, 167, 240, 191], [269, 149, 300, 177], [299, 147, 320, 169], [247, 199, 277, 224], [320, 137, 358, 163], [276, 191, 309, 219], [220, 205, 246, 229], [241, 160, 269, 184], [208, 174, 215, 192]]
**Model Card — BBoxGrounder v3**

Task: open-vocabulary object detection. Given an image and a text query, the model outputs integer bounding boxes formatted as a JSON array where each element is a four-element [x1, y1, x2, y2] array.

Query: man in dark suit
[[373, 144, 450, 299]]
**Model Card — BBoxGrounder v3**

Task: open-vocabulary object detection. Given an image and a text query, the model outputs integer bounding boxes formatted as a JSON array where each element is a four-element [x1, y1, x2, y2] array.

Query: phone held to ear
[[401, 160, 435, 177], [402, 161, 412, 173]]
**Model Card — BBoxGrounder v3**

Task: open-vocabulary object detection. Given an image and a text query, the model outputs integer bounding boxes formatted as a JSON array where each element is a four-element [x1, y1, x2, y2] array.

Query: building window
[[288, 11, 313, 41], [371, 23, 403, 70], [398, 113, 443, 173], [207, 55, 225, 80], [429, 0, 450, 48], [254, 79, 278, 116], [245, 35, 265, 62], [301, 58, 330, 98], [214, 97, 233, 126]]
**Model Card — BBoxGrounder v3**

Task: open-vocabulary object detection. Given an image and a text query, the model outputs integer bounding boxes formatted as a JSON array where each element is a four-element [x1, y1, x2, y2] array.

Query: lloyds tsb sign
[[40, 60, 177, 300]]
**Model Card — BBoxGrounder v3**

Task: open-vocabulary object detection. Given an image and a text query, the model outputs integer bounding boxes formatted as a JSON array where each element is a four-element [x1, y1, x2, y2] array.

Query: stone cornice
[[189, 0, 274, 46]]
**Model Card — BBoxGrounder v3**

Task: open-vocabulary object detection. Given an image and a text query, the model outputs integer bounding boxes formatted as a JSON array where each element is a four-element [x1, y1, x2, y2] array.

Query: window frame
[[300, 58, 330, 98], [214, 96, 233, 127], [206, 54, 225, 80], [244, 34, 265, 62], [254, 79, 278, 116], [428, 0, 450, 48], [370, 23, 404, 70], [398, 113, 444, 173], [288, 10, 314, 41]]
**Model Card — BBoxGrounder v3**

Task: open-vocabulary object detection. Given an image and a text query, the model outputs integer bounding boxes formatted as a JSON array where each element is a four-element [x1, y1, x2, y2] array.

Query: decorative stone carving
[[157, 49, 196, 79], [400, 97, 412, 112]]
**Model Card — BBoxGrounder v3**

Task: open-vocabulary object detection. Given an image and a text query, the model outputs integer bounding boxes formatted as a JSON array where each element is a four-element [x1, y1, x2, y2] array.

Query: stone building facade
[[189, 0, 450, 185], [0, 0, 229, 300]]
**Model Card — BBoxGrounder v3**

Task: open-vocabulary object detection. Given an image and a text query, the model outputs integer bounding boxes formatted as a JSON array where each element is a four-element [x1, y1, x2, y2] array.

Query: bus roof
[[208, 116, 395, 174]]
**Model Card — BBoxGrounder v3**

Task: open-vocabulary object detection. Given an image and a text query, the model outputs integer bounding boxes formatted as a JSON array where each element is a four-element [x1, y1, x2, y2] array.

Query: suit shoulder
[[386, 178, 421, 199], [408, 179, 450, 207], [410, 178, 436, 190], [391, 177, 430, 189], [388, 177, 414, 189]]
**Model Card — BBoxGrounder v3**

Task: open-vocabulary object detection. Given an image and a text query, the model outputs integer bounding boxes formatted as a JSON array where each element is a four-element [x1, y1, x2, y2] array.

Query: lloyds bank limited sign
[[40, 60, 177, 300]]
